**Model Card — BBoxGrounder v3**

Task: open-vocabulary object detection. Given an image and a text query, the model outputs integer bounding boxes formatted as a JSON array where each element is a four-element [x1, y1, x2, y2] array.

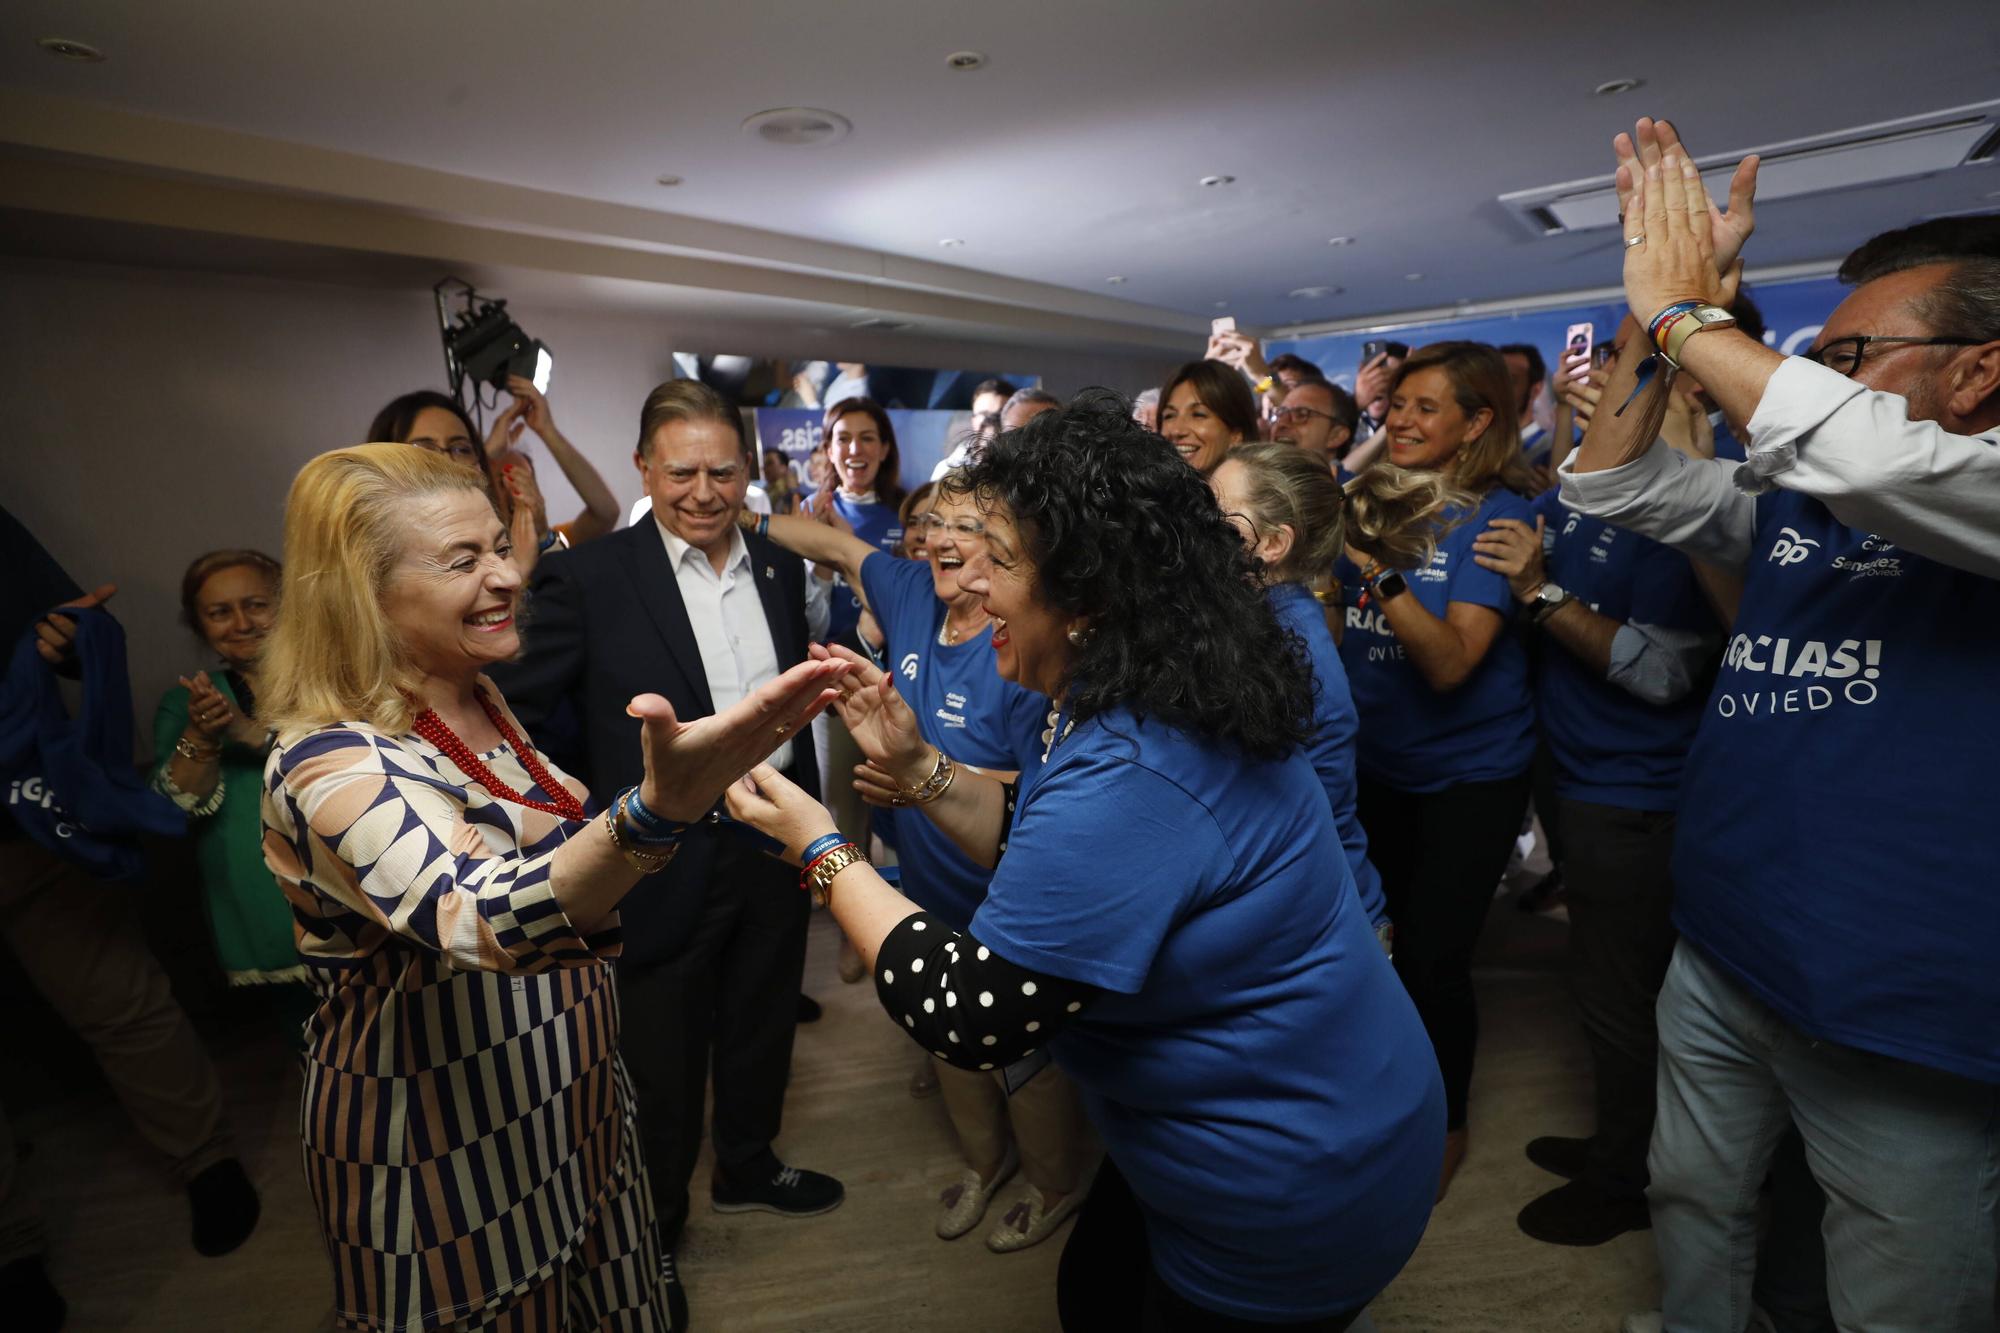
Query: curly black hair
[[942, 388, 1316, 760]]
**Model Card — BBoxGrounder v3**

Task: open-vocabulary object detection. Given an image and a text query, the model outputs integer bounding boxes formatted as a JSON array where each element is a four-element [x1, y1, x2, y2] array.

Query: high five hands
[[1615, 117, 1759, 322]]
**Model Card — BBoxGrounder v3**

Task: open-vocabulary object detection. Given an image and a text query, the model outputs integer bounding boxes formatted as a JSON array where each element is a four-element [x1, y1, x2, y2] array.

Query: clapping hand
[[1616, 117, 1759, 322], [35, 583, 116, 666], [1471, 516, 1549, 604], [181, 671, 238, 740], [505, 375, 556, 438], [629, 656, 850, 823]]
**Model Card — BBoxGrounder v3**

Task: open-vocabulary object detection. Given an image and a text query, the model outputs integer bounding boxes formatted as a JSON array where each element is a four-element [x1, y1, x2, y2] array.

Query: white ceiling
[[3, 0, 1998, 333]]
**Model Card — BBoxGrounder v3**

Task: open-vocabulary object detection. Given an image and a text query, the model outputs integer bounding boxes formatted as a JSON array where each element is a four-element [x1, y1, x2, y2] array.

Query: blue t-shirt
[[859, 553, 1046, 928], [1336, 488, 1537, 791], [973, 710, 1444, 1320], [1267, 582, 1387, 927], [827, 492, 903, 640], [1710, 412, 1747, 462], [1533, 492, 1715, 810], [1675, 486, 2000, 1082]]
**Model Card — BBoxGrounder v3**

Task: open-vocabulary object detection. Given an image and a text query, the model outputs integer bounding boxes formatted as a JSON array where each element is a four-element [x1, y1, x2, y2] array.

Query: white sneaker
[[1618, 1314, 1662, 1333], [936, 1148, 1016, 1240]]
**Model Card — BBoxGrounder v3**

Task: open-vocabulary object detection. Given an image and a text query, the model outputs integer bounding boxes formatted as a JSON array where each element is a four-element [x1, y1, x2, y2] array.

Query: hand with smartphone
[[1355, 341, 1407, 414]]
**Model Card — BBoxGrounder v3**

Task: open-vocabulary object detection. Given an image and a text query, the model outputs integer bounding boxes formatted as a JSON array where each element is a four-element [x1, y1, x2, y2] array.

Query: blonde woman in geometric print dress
[[258, 443, 844, 1331]]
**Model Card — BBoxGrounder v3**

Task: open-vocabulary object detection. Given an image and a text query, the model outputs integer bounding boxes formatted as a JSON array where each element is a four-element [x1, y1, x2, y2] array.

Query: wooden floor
[[12, 893, 1657, 1332]]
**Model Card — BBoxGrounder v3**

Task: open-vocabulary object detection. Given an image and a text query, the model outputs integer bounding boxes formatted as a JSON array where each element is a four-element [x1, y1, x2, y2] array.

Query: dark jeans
[[1056, 1157, 1362, 1332], [1557, 797, 1679, 1196], [614, 841, 810, 1248], [1357, 771, 1532, 1131]]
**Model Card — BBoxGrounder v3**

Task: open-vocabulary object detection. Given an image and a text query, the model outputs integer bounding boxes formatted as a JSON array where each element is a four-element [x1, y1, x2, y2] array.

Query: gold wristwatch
[[805, 843, 869, 907]]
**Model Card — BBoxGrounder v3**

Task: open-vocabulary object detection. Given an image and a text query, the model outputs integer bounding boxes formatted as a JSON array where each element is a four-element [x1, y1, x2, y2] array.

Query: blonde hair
[[1224, 443, 1467, 634], [260, 444, 492, 742], [1393, 341, 1542, 497]]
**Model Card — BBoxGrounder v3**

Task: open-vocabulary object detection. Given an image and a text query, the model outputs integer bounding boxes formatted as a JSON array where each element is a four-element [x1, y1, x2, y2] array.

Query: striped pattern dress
[[261, 687, 659, 1330]]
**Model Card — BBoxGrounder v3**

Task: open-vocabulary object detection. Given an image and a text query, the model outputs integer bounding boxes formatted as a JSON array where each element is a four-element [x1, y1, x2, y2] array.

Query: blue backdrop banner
[[1265, 273, 1847, 397]]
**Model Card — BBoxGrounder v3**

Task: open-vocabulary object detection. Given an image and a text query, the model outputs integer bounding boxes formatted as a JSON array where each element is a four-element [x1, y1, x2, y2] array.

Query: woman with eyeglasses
[[745, 487, 1095, 1253], [366, 384, 620, 575]]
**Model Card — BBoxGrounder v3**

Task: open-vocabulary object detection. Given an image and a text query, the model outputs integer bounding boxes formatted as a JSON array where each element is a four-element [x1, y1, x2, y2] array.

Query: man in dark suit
[[491, 380, 842, 1304]]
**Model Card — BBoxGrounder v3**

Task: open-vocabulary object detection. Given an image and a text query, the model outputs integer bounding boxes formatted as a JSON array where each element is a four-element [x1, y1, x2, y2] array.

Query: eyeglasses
[[410, 440, 481, 465], [916, 515, 986, 539], [1802, 335, 1980, 378], [1273, 405, 1337, 424]]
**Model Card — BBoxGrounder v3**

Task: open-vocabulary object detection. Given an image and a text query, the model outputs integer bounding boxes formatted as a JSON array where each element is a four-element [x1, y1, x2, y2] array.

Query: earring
[[1067, 626, 1091, 646]]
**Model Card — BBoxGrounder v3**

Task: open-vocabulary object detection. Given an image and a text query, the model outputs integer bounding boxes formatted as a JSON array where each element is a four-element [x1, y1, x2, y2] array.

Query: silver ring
[[1624, 235, 1647, 249]]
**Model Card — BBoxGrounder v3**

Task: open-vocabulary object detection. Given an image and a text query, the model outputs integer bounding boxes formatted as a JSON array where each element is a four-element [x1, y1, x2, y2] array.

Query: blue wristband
[[801, 832, 847, 867], [756, 514, 771, 539], [620, 786, 689, 846]]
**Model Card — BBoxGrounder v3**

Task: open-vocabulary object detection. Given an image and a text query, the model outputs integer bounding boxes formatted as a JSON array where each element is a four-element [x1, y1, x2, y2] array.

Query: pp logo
[[899, 652, 920, 681], [1768, 528, 1820, 565]]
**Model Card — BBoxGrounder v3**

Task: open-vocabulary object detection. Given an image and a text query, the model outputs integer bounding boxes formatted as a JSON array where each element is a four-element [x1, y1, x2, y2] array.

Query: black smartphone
[[1361, 340, 1409, 365]]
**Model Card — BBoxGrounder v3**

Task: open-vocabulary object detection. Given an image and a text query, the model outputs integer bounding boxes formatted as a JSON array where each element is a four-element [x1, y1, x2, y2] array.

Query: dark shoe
[[1525, 1134, 1592, 1181], [187, 1158, 260, 1256], [0, 1256, 65, 1333], [796, 993, 822, 1024], [1516, 868, 1567, 914], [659, 1247, 689, 1330], [1517, 1178, 1652, 1246], [712, 1160, 844, 1218]]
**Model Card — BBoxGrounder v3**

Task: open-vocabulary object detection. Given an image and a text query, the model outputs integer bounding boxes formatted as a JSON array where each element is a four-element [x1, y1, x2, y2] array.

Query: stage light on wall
[[434, 277, 553, 403]]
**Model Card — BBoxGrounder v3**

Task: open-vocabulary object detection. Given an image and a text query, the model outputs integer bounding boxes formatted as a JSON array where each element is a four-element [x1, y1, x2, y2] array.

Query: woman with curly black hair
[[725, 391, 1445, 1331]]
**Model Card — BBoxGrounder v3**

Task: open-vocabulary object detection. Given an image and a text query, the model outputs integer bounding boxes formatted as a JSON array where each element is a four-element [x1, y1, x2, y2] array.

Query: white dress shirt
[[654, 519, 795, 769], [1558, 357, 2000, 579]]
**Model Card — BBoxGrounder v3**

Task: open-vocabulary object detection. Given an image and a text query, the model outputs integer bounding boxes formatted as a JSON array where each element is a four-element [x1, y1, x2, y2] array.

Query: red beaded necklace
[[410, 688, 587, 822]]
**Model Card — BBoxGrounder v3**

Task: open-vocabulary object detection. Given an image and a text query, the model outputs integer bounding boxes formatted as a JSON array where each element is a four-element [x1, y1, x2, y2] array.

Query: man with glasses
[[1561, 114, 1999, 1332], [1272, 377, 1360, 465]]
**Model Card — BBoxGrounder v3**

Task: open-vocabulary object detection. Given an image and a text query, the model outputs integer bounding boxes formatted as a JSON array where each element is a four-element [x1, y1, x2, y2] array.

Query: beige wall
[[0, 256, 1173, 741]]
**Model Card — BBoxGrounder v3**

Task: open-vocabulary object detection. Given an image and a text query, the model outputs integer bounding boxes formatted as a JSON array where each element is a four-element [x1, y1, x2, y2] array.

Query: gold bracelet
[[804, 842, 870, 908], [605, 796, 676, 874], [175, 735, 221, 763], [898, 750, 957, 805]]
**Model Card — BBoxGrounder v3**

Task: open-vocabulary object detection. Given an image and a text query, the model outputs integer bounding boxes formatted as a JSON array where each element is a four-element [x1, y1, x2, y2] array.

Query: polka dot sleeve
[[873, 911, 1094, 1072]]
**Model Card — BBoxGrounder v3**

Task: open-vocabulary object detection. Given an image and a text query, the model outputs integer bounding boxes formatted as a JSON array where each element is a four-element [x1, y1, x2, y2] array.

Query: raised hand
[[1622, 149, 1737, 323], [505, 375, 556, 438], [182, 670, 236, 739], [1354, 352, 1396, 410], [630, 657, 849, 822], [35, 583, 117, 666], [1614, 117, 1758, 292], [810, 643, 931, 785]]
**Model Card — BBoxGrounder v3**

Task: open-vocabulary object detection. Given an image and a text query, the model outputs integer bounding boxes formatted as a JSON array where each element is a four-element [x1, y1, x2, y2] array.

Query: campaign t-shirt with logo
[[1675, 486, 2000, 1082], [827, 492, 903, 641], [1532, 491, 1715, 810], [972, 709, 1444, 1321], [1336, 487, 1537, 792], [859, 552, 1046, 928], [1267, 582, 1387, 926]]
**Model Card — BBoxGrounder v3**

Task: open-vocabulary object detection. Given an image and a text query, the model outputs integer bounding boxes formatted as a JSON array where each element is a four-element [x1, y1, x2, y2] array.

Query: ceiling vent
[[742, 107, 852, 147], [1500, 99, 2000, 236]]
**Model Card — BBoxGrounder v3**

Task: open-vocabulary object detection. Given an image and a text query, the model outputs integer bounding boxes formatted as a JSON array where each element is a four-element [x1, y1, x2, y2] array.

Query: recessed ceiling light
[[38, 37, 105, 62], [1213, 300, 1230, 309], [656, 174, 684, 187], [1105, 275, 1128, 285], [1326, 235, 1355, 247], [1593, 77, 1644, 97], [938, 238, 966, 248], [1405, 273, 1425, 281], [742, 107, 852, 147], [1289, 286, 1342, 300], [1199, 174, 1236, 188], [946, 50, 986, 71]]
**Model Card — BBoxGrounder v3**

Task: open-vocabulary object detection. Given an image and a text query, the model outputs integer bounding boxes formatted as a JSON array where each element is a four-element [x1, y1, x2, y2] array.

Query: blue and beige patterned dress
[[261, 684, 664, 1330]]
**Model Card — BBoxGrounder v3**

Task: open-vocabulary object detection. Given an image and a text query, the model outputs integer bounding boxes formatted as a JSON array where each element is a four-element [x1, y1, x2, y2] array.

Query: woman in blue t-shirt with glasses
[[748, 484, 1095, 1255], [728, 393, 1444, 1331], [1334, 341, 1541, 1200]]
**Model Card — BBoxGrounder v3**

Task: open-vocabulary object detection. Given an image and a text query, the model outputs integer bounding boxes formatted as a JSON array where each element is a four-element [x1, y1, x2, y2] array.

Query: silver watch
[[1530, 581, 1570, 623]]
